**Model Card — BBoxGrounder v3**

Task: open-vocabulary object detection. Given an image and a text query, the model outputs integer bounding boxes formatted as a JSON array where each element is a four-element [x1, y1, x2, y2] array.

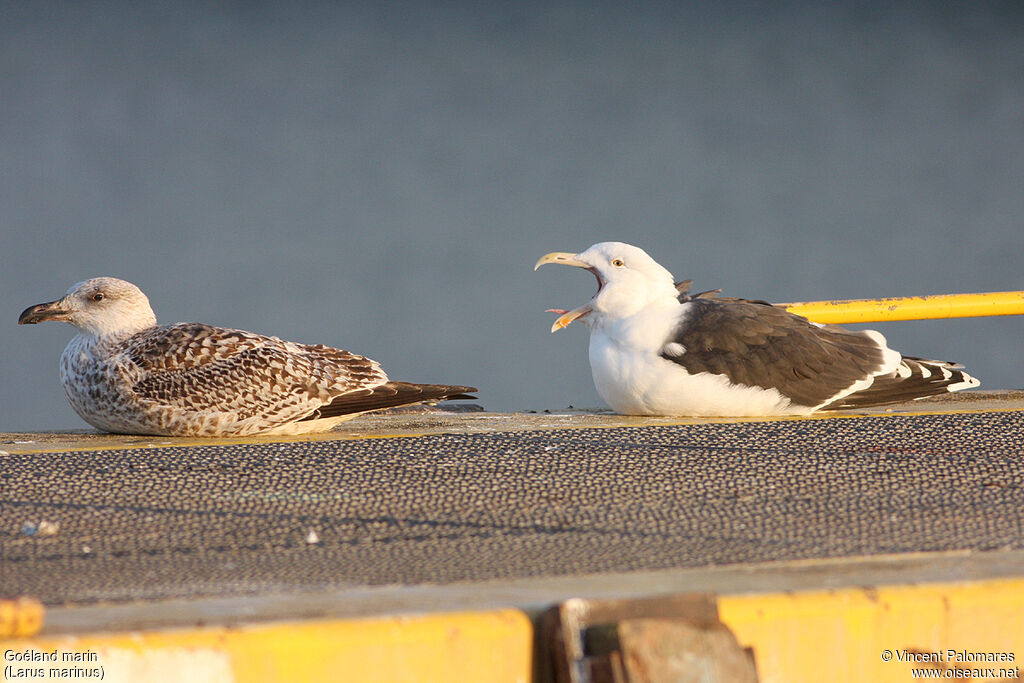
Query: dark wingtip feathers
[[303, 382, 478, 420]]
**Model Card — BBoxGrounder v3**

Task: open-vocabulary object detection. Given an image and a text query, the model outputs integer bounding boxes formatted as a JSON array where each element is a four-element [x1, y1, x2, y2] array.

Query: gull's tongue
[[545, 308, 569, 314]]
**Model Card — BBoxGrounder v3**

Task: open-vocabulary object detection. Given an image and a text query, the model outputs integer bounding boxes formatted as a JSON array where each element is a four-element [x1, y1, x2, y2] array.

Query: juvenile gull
[[535, 242, 979, 416], [19, 277, 477, 436]]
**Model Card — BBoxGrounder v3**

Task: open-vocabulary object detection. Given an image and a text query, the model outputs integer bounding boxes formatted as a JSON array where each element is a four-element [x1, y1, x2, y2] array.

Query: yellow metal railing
[[778, 291, 1024, 324]]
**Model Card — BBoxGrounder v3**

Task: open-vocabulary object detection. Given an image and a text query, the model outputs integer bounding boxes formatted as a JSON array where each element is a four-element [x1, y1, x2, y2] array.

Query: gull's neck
[[74, 312, 158, 344], [594, 279, 681, 321]]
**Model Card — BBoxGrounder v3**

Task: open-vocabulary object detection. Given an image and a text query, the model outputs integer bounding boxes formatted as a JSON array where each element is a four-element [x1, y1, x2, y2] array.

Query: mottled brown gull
[[19, 277, 476, 436], [535, 241, 979, 416]]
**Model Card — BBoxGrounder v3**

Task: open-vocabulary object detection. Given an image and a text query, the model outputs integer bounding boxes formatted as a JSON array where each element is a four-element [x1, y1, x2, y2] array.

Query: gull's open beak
[[534, 251, 596, 333], [18, 298, 71, 325]]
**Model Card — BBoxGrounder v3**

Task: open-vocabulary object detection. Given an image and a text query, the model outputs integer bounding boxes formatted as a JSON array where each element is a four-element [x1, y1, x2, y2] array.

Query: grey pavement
[[3, 393, 1023, 612]]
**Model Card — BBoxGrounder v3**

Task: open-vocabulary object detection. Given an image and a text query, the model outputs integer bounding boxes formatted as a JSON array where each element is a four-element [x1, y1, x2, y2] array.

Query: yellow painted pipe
[[778, 290, 1024, 324]]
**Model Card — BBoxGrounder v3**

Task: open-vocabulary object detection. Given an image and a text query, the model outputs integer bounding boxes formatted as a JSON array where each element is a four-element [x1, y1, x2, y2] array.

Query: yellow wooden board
[[720, 577, 1024, 683], [1, 609, 532, 683]]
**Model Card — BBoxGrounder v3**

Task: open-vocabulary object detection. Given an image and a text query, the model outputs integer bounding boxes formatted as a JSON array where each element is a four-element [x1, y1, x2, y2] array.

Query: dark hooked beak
[[18, 299, 71, 325]]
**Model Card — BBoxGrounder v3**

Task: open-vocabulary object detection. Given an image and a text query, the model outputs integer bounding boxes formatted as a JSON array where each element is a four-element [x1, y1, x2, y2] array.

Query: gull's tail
[[823, 357, 979, 409]]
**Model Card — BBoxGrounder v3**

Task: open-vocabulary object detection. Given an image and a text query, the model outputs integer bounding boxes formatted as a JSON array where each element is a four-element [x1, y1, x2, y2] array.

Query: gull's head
[[19, 277, 157, 338], [534, 242, 678, 332]]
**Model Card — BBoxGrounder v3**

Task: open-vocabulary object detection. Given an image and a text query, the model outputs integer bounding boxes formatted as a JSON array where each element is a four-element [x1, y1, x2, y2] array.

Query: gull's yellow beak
[[534, 251, 596, 332]]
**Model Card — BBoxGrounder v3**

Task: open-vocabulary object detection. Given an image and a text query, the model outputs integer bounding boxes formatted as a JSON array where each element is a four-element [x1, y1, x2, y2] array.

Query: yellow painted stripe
[[1, 609, 532, 683], [719, 577, 1024, 683], [779, 290, 1024, 324]]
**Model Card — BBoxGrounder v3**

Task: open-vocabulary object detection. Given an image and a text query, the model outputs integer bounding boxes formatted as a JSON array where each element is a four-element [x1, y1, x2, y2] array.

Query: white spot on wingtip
[[662, 342, 686, 357], [948, 374, 980, 391]]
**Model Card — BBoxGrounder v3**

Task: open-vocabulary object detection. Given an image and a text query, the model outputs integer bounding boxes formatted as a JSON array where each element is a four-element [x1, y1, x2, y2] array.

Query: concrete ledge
[[27, 549, 1024, 636], [4, 398, 1023, 681], [4, 552, 1023, 682], [6, 569, 1024, 682]]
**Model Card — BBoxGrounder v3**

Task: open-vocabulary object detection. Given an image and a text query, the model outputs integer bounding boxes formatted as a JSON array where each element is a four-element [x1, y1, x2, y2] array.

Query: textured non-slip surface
[[2, 410, 1023, 606]]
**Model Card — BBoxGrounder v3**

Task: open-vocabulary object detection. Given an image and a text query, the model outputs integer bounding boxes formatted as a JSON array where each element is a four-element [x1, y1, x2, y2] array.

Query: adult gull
[[534, 242, 978, 416], [19, 277, 477, 436]]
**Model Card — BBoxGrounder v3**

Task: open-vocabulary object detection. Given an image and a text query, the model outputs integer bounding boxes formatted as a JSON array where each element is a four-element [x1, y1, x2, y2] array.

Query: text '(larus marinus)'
[[19, 277, 477, 437], [535, 242, 979, 416]]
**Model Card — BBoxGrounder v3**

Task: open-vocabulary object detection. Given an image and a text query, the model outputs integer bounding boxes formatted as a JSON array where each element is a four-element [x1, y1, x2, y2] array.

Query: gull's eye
[[91, 292, 105, 302], [611, 258, 625, 268]]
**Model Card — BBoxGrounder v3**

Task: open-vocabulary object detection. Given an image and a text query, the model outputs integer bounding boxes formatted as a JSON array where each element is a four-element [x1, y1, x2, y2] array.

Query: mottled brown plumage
[[20, 278, 477, 436]]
